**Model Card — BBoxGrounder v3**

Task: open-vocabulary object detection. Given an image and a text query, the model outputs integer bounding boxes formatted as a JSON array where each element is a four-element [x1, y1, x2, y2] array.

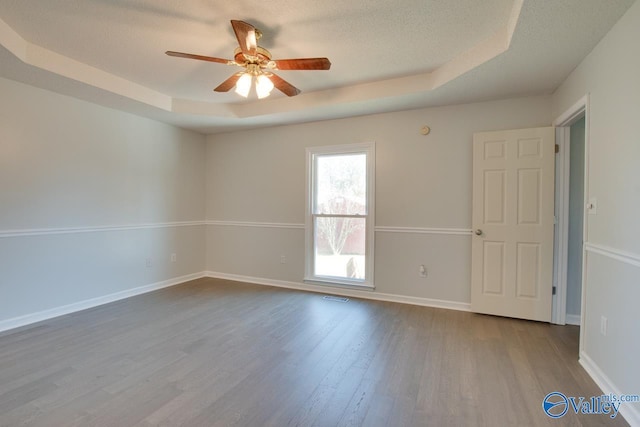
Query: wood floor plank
[[0, 278, 630, 427]]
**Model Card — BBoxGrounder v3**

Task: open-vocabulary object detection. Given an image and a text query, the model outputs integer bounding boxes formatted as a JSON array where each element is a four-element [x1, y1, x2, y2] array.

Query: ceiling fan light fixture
[[167, 20, 331, 98], [235, 73, 252, 97], [256, 74, 274, 99]]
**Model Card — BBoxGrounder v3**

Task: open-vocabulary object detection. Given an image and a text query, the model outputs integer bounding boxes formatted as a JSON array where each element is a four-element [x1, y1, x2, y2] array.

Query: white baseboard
[[0, 272, 206, 334], [204, 271, 471, 312], [565, 314, 581, 326], [579, 351, 640, 426], [0, 270, 470, 334]]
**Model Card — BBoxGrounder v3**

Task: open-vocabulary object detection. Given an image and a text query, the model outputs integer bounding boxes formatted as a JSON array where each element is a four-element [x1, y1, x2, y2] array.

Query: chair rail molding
[[584, 242, 640, 268], [0, 221, 207, 238], [206, 220, 472, 236]]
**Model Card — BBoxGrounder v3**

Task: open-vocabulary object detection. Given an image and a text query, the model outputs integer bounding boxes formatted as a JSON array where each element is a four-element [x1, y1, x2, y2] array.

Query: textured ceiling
[[0, 0, 635, 133]]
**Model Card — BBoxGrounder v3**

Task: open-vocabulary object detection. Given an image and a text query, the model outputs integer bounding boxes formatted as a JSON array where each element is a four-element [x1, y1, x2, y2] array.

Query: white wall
[[0, 77, 207, 328], [552, 0, 640, 422], [205, 96, 552, 305]]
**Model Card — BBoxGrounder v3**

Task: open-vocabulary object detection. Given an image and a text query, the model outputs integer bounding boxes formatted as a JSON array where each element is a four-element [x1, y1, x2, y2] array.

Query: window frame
[[304, 142, 375, 289]]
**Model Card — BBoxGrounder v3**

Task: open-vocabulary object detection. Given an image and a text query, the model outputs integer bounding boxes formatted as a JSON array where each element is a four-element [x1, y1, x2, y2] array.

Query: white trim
[[303, 142, 377, 156], [206, 221, 473, 236], [303, 278, 375, 291], [375, 226, 472, 236], [585, 242, 640, 268], [579, 100, 591, 355], [206, 220, 304, 229], [0, 272, 206, 334], [552, 126, 571, 325], [580, 351, 640, 426], [553, 95, 589, 127], [0, 221, 206, 238], [205, 271, 471, 312], [565, 314, 581, 326]]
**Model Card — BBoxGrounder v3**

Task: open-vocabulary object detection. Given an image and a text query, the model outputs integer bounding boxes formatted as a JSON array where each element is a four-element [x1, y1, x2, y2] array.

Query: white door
[[471, 127, 555, 322]]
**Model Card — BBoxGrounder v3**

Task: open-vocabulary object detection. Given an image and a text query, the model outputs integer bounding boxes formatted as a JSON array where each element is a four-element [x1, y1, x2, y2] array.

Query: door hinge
[[555, 144, 560, 154], [552, 286, 557, 295]]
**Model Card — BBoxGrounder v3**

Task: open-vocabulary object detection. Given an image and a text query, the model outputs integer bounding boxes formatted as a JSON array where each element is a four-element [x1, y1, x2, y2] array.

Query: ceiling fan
[[166, 20, 331, 99]]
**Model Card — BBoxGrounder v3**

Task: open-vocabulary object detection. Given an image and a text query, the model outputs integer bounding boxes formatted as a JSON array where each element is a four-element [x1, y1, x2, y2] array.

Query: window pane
[[314, 217, 365, 280], [315, 154, 366, 215]]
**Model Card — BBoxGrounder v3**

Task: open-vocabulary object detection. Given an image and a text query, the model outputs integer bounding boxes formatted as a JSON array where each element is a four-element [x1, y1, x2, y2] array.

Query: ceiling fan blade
[[230, 20, 257, 57], [166, 51, 232, 65], [273, 58, 331, 71], [214, 72, 244, 92], [266, 73, 301, 97]]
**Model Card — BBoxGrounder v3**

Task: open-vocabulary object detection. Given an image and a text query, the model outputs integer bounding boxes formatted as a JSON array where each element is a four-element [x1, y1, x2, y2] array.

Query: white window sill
[[303, 277, 375, 292]]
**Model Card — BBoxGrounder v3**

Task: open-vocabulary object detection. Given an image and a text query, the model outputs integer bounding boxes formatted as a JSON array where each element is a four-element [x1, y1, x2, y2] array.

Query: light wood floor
[[0, 278, 628, 427]]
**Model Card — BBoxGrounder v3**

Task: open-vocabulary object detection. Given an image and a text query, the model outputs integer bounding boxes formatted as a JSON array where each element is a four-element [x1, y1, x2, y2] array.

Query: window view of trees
[[316, 202, 363, 255], [314, 153, 367, 279]]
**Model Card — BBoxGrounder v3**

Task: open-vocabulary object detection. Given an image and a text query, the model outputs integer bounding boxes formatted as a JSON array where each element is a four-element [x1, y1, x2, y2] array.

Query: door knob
[[475, 229, 483, 236]]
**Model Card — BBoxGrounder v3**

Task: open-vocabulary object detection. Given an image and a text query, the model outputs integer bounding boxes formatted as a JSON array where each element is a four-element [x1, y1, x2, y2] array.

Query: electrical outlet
[[419, 264, 427, 278], [146, 258, 152, 268], [171, 253, 177, 263], [280, 255, 286, 264], [600, 316, 607, 336]]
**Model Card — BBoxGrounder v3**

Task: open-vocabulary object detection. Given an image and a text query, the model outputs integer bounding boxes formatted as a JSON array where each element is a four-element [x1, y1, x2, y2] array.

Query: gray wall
[[0, 77, 207, 327], [205, 96, 552, 305], [552, 0, 640, 418]]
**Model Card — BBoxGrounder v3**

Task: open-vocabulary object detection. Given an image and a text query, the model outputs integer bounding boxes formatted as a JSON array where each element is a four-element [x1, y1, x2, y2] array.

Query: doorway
[[552, 95, 589, 332], [565, 117, 585, 325]]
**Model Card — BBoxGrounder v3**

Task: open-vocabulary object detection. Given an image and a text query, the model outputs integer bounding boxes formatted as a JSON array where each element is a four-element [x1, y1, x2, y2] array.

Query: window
[[305, 143, 375, 288]]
